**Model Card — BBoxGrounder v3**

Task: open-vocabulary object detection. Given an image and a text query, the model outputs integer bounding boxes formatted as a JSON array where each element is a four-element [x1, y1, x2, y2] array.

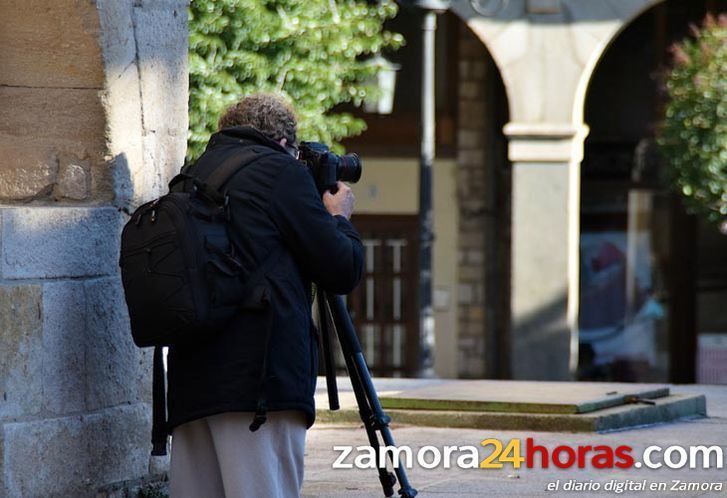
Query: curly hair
[[218, 93, 298, 146]]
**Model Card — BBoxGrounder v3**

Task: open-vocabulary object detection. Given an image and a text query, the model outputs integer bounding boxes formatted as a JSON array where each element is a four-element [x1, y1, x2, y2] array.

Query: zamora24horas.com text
[[333, 438, 726, 470]]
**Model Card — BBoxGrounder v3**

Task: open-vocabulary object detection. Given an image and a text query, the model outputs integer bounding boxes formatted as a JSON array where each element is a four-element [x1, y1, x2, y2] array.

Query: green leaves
[[188, 0, 404, 160], [657, 15, 727, 223]]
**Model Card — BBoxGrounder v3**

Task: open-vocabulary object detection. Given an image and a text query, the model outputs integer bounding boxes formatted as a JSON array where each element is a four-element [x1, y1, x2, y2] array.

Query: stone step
[[314, 378, 707, 432], [378, 379, 671, 414]]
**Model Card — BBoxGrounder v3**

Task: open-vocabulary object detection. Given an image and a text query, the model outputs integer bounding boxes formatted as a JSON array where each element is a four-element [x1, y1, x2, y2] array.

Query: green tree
[[188, 0, 404, 160], [657, 15, 727, 223]]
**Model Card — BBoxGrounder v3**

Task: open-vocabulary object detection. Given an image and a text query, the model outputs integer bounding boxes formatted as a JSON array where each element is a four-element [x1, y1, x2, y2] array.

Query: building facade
[[346, 0, 727, 383]]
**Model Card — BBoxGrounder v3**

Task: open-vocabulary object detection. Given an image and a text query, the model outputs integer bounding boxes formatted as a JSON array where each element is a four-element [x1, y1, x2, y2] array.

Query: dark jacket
[[166, 126, 364, 430]]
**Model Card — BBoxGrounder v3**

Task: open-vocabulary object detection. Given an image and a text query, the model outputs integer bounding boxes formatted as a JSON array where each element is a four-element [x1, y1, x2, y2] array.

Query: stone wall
[[455, 22, 511, 379], [0, 1, 188, 496], [0, 0, 108, 203], [455, 26, 492, 378]]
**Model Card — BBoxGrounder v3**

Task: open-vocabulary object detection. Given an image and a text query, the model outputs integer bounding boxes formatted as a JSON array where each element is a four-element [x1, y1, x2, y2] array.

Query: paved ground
[[301, 382, 727, 497]]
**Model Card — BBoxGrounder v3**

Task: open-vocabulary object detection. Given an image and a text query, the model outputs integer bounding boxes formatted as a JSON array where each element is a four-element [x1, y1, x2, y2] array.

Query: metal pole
[[418, 10, 437, 377]]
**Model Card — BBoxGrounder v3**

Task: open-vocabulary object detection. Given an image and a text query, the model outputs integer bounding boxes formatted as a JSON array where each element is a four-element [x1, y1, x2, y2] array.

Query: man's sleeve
[[270, 161, 364, 295]]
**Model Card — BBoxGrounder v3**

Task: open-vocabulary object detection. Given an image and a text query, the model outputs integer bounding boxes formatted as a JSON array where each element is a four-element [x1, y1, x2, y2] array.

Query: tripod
[[316, 290, 418, 498]]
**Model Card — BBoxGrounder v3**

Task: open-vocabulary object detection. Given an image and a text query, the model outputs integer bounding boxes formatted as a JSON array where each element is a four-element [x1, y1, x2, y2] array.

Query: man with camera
[[166, 93, 364, 498]]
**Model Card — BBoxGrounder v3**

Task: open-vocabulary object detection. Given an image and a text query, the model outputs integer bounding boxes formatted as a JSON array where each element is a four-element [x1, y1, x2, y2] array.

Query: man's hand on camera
[[323, 182, 355, 220]]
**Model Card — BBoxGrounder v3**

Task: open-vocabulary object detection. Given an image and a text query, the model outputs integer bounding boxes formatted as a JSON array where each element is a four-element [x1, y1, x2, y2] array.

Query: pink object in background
[[697, 334, 727, 385]]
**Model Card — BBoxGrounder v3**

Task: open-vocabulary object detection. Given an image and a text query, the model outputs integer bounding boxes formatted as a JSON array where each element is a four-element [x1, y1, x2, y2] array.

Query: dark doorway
[[579, 0, 724, 383]]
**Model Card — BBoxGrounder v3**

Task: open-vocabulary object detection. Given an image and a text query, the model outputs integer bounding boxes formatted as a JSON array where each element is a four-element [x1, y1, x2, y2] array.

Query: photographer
[[167, 93, 364, 498]]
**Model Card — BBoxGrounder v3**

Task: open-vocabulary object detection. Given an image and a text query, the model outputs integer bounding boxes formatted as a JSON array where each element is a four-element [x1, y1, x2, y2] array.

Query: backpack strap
[[204, 147, 277, 192], [151, 346, 168, 455], [169, 146, 278, 198]]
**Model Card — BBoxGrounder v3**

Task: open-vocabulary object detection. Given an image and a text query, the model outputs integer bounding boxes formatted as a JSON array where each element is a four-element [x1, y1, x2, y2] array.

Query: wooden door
[[343, 215, 420, 377]]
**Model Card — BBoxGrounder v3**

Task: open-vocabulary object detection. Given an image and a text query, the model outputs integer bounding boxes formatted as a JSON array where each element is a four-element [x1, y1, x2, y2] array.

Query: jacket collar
[[210, 125, 289, 155]]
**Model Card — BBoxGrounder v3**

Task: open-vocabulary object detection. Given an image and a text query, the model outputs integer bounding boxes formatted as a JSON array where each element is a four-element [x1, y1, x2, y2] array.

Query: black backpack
[[119, 146, 277, 347], [119, 146, 278, 455]]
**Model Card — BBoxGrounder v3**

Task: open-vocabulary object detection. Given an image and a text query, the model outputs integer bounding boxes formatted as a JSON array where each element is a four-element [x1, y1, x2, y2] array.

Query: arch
[[446, 6, 514, 123], [459, 25, 515, 124], [577, 0, 719, 383], [572, 0, 665, 125]]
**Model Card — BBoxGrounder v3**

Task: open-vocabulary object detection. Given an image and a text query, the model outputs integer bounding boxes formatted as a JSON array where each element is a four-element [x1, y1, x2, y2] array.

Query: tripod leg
[[322, 295, 397, 497], [323, 292, 418, 498], [316, 293, 339, 411]]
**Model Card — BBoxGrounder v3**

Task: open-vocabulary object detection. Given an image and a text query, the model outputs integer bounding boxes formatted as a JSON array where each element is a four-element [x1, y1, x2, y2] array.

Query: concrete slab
[[315, 377, 706, 433], [377, 380, 670, 414], [317, 394, 705, 433]]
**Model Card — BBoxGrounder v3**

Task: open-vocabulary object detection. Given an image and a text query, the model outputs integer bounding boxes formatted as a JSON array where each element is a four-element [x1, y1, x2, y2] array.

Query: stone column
[[504, 123, 588, 380], [0, 1, 188, 496]]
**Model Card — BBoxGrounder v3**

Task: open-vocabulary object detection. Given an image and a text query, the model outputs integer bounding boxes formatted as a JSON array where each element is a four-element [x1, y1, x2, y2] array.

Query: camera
[[298, 142, 362, 195]]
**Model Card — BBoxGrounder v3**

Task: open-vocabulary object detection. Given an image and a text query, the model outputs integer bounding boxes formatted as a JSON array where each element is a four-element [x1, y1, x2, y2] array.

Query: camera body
[[299, 142, 362, 195]]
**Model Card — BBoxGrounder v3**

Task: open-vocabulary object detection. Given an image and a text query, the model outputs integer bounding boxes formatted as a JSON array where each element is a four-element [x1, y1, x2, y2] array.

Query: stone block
[[458, 232, 486, 251], [467, 306, 485, 322], [56, 157, 90, 201], [2, 415, 87, 498], [0, 141, 58, 201], [0, 284, 43, 419], [42, 281, 86, 415], [469, 167, 488, 189], [133, 1, 188, 138], [96, 0, 138, 80], [458, 283, 474, 305], [138, 132, 187, 201], [461, 198, 486, 214], [124, 0, 189, 203], [458, 101, 487, 129], [0, 86, 112, 202], [457, 130, 483, 149], [458, 336, 477, 349], [457, 148, 485, 167], [458, 60, 471, 79], [85, 404, 152, 487], [466, 250, 485, 265], [0, 87, 106, 152], [2, 404, 150, 498], [487, 19, 530, 68], [458, 34, 487, 59], [474, 283, 486, 303], [459, 216, 486, 232], [470, 60, 488, 81], [84, 277, 151, 411], [459, 265, 484, 279], [96, 0, 147, 207], [461, 321, 486, 339], [1, 207, 123, 279], [0, 0, 104, 88], [459, 81, 483, 100]]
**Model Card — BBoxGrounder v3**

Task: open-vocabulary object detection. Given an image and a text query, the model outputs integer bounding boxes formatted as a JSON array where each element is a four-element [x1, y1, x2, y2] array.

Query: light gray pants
[[169, 411, 307, 498]]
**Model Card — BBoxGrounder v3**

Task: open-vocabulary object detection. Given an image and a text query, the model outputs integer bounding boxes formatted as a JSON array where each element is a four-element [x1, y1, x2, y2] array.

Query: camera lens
[[336, 153, 362, 183]]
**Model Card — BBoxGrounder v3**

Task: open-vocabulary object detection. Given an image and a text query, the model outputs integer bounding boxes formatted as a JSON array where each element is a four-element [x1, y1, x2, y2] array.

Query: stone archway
[[448, 0, 667, 380]]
